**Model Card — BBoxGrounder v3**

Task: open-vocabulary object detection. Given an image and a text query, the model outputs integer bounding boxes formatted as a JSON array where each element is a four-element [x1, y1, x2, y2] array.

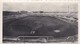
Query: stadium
[[3, 3, 78, 43]]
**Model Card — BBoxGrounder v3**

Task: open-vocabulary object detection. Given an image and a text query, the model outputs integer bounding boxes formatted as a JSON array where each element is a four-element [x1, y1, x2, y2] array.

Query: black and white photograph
[[3, 2, 78, 44]]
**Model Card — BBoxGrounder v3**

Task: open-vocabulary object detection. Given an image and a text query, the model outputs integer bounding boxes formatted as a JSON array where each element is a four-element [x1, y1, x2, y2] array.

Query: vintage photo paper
[[2, 2, 78, 44]]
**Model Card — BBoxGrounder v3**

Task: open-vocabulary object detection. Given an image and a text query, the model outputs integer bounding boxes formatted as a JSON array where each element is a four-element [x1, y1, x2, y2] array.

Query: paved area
[[3, 42, 78, 44]]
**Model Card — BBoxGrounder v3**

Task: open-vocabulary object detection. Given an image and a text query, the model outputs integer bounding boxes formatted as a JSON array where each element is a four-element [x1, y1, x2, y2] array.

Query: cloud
[[3, 2, 78, 12]]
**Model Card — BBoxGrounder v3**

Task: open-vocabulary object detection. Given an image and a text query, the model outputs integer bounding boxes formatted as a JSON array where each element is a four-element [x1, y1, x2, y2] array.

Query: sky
[[3, 2, 78, 12]]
